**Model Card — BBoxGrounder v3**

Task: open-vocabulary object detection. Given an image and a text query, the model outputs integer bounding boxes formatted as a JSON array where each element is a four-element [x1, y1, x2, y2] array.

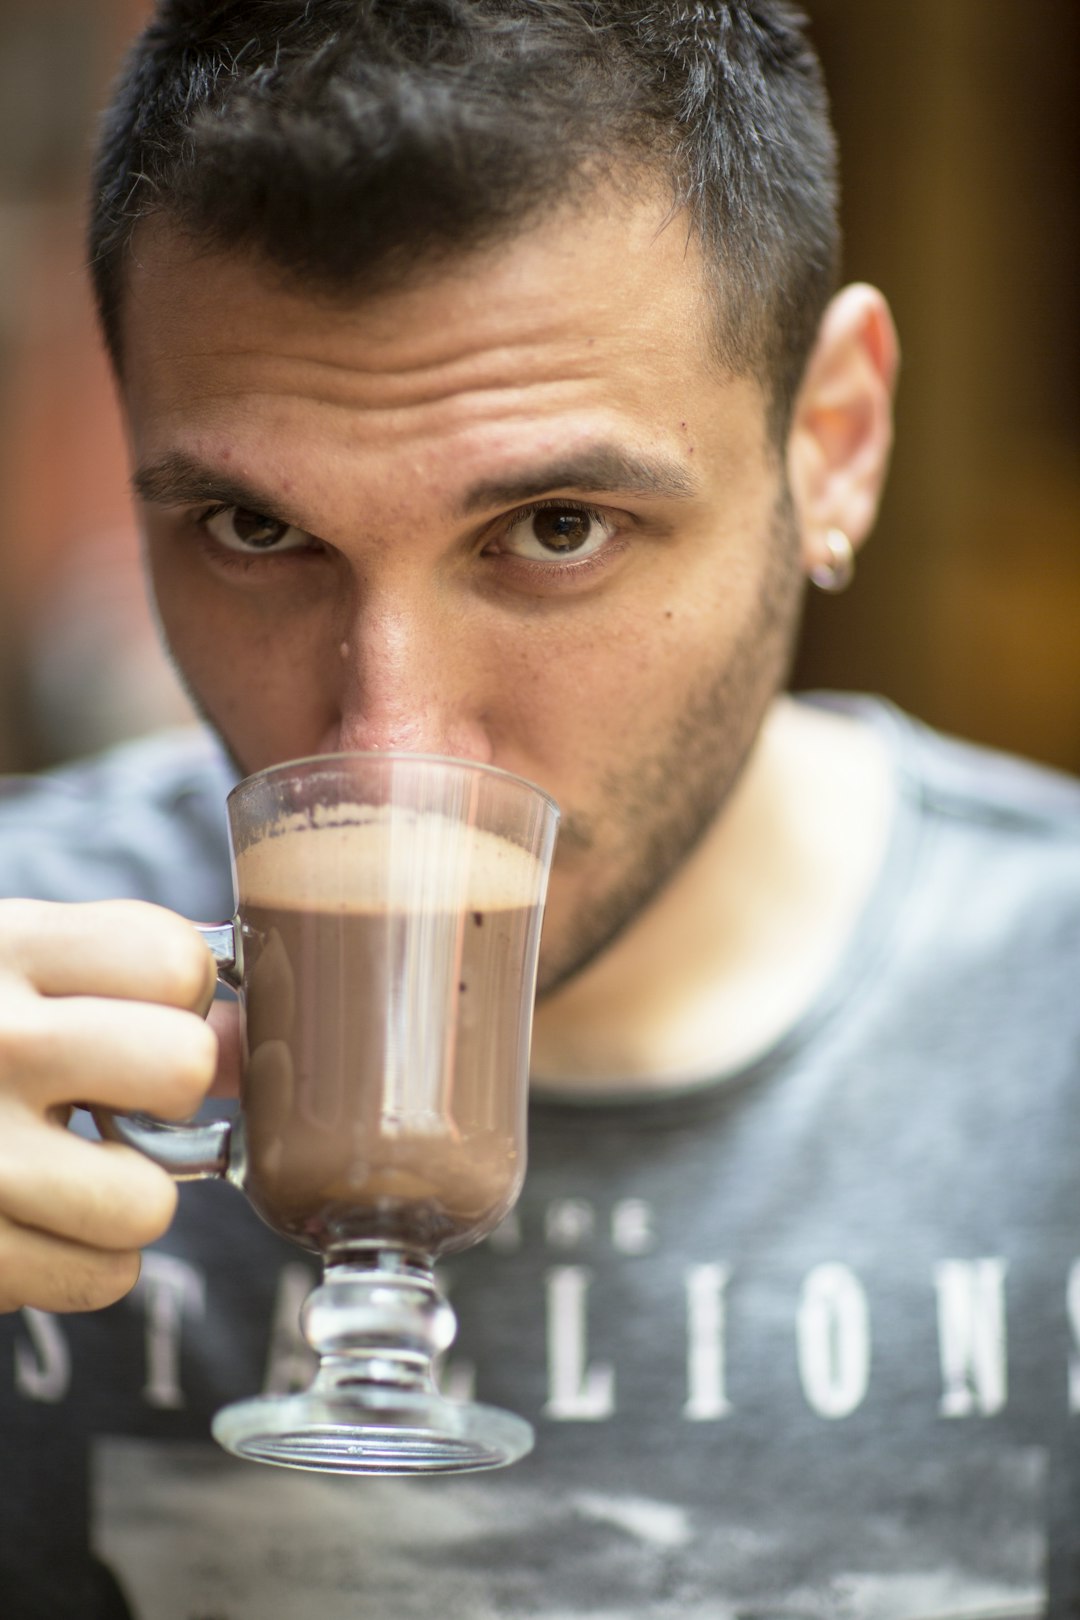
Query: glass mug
[[97, 752, 559, 1475]]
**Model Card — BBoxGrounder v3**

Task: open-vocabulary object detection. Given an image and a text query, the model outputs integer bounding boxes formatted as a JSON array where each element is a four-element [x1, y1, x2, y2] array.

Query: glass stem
[[301, 1246, 457, 1398]]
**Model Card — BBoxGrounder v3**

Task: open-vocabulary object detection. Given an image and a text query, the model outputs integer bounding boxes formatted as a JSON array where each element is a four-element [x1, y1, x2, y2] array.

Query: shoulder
[[806, 692, 1080, 843], [801, 693, 1080, 969], [0, 727, 236, 914], [0, 724, 236, 822]]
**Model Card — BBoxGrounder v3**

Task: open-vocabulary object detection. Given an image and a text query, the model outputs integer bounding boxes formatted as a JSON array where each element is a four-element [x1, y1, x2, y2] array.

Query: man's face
[[120, 187, 804, 992]]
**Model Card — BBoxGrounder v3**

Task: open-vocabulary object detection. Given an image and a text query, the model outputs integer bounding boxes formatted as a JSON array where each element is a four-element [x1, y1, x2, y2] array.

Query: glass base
[[212, 1388, 534, 1475]]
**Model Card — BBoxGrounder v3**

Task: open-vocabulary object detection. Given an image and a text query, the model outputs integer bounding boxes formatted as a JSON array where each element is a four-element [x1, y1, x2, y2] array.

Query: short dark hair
[[88, 0, 839, 427]]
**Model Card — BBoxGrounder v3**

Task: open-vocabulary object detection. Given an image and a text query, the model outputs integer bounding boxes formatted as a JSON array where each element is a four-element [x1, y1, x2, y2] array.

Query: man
[[1, 2, 1078, 1615]]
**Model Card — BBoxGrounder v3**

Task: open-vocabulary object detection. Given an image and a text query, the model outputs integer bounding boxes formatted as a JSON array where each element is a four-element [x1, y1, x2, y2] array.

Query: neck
[[530, 696, 894, 1095]]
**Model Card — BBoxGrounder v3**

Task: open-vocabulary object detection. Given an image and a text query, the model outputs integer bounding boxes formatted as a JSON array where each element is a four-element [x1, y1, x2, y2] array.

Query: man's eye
[[499, 504, 613, 562], [202, 506, 310, 555]]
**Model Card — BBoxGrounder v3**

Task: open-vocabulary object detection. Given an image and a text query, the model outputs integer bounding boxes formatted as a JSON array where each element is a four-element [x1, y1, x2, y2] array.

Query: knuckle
[[110, 1146, 179, 1231], [0, 1217, 25, 1314], [0, 897, 52, 954], [61, 1251, 142, 1313], [0, 1136, 27, 1195], [122, 1159, 179, 1246], [92, 900, 211, 1009], [0, 1281, 28, 1314], [158, 1018, 218, 1114], [95, 897, 170, 930], [153, 923, 214, 1011], [0, 1206, 145, 1314], [0, 998, 47, 1091]]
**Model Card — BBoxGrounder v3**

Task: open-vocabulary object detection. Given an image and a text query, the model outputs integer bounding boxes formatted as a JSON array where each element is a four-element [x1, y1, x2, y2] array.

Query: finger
[[0, 1214, 143, 1314], [0, 899, 217, 1011], [0, 992, 218, 1116], [207, 999, 242, 1099], [0, 1114, 178, 1252]]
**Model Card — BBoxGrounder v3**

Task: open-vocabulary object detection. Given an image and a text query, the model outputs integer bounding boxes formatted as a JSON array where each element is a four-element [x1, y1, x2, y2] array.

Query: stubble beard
[[535, 490, 805, 998]]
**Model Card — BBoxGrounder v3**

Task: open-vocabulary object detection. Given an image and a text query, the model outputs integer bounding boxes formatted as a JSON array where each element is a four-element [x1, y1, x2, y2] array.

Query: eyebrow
[[456, 446, 700, 516], [132, 452, 287, 518], [132, 442, 702, 522]]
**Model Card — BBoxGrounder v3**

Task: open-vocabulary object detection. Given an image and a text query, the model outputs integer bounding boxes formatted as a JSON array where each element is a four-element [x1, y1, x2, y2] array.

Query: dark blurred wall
[[795, 0, 1080, 770], [0, 1, 118, 769], [0, 0, 176, 773], [0, 1, 1077, 772]]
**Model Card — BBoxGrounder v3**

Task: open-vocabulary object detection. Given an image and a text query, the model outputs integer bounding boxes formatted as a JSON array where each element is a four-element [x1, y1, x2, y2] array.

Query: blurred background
[[0, 0, 1077, 776]]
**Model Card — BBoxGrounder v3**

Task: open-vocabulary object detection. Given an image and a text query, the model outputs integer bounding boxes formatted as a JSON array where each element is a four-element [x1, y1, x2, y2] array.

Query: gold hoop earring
[[809, 529, 855, 594]]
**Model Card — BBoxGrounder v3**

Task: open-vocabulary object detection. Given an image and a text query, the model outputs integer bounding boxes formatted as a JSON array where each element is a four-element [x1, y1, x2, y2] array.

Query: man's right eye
[[201, 506, 312, 555]]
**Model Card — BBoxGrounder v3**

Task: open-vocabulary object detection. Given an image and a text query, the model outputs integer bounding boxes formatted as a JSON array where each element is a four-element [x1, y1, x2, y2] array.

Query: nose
[[318, 595, 494, 763]]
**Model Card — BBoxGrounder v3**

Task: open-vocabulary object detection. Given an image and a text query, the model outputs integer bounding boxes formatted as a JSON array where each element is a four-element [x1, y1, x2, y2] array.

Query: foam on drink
[[236, 803, 545, 910]]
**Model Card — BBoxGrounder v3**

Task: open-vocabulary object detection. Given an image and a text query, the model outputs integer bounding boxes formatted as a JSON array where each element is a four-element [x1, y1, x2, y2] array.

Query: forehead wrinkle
[[146, 346, 612, 425]]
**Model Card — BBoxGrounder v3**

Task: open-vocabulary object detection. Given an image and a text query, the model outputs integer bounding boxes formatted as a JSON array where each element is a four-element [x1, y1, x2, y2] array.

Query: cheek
[[500, 590, 729, 778], [145, 543, 340, 764], [144, 542, 215, 685]]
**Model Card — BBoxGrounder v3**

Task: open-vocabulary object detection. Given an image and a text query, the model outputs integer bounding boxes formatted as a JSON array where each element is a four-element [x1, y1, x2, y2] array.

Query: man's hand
[[0, 899, 220, 1314]]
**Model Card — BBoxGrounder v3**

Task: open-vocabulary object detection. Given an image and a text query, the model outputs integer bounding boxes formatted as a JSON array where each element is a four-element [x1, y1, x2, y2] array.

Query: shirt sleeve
[[0, 726, 236, 921]]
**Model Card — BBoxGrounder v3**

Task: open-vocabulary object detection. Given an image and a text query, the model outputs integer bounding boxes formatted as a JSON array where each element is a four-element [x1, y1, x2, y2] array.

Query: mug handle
[[91, 920, 245, 1181]]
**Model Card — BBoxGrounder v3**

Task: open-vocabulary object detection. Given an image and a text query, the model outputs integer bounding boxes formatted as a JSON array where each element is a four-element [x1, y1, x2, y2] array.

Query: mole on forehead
[[235, 807, 544, 911]]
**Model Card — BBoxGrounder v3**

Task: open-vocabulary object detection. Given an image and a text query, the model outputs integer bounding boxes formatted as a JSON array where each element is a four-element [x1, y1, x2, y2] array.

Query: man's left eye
[[499, 504, 613, 562], [203, 506, 311, 554]]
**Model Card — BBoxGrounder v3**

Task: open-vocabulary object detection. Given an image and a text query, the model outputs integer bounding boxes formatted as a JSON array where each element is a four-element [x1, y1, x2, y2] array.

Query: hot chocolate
[[234, 807, 545, 1257]]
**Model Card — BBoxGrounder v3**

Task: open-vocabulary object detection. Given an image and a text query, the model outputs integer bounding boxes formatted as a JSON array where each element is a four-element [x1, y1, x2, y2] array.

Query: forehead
[[118, 186, 768, 499]]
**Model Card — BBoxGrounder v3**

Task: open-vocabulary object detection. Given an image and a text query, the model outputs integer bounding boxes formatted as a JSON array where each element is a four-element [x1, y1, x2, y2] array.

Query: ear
[[785, 284, 900, 580]]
